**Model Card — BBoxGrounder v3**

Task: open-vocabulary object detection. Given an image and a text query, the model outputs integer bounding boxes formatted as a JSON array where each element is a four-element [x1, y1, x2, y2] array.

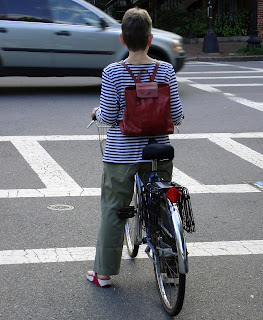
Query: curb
[[184, 36, 249, 44], [185, 55, 263, 62]]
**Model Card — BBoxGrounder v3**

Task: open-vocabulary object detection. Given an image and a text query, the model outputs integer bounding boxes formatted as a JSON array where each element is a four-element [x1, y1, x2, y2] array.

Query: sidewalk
[[184, 41, 263, 61]]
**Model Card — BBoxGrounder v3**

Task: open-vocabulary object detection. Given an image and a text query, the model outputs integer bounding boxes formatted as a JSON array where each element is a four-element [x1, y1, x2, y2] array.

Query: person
[[87, 7, 183, 287]]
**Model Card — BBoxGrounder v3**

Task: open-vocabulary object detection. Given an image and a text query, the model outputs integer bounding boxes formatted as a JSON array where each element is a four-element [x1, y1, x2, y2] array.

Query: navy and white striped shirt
[[95, 60, 183, 164]]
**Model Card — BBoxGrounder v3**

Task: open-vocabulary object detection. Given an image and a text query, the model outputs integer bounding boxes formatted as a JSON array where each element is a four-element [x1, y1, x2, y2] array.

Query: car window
[[2, 0, 52, 22], [48, 0, 101, 26], [0, 0, 4, 15]]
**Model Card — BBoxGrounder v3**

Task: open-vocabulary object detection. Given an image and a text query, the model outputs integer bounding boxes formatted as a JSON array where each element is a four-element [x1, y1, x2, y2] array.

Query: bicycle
[[88, 118, 195, 317]]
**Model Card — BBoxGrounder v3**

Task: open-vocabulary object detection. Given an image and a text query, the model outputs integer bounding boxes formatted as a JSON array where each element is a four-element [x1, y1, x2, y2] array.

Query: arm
[[91, 67, 119, 125], [168, 65, 184, 125]]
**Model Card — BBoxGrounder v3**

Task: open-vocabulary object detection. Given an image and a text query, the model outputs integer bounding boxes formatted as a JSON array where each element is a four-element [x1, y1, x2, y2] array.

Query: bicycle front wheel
[[125, 176, 142, 257], [153, 196, 186, 316]]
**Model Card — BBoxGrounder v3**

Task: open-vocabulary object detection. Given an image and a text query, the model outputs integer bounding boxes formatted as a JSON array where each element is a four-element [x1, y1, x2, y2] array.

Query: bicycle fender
[[169, 201, 188, 274]]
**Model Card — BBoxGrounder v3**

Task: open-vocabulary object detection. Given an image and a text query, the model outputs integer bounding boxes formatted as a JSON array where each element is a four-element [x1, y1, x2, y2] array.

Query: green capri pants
[[93, 160, 173, 276]]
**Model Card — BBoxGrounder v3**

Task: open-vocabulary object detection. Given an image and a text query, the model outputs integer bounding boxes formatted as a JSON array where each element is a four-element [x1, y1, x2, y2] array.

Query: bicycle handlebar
[[87, 114, 97, 129]]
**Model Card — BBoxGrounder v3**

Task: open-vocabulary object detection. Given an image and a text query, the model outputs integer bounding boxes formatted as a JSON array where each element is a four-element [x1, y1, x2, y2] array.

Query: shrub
[[213, 11, 250, 37], [154, 8, 250, 39], [191, 9, 208, 38], [154, 8, 208, 38], [155, 8, 190, 38], [237, 46, 263, 55]]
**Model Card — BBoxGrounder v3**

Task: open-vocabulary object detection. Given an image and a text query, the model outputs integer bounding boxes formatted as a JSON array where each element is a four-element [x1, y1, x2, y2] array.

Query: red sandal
[[86, 271, 111, 288]]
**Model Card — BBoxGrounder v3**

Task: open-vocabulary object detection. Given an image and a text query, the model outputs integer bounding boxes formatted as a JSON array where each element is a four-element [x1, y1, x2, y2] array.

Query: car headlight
[[173, 39, 183, 51]]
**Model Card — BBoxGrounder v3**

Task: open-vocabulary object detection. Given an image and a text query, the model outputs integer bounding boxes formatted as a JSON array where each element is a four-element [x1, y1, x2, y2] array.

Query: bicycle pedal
[[116, 206, 135, 219]]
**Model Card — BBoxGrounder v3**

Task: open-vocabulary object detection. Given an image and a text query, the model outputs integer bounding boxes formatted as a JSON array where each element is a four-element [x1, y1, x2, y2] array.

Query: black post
[[247, 0, 261, 48], [202, 0, 219, 53]]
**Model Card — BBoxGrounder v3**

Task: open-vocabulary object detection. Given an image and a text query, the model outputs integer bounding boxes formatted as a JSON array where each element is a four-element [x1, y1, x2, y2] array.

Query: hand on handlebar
[[87, 107, 99, 129], [91, 107, 99, 120]]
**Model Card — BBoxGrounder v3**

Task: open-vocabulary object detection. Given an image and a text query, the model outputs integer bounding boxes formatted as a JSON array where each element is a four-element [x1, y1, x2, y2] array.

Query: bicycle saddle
[[142, 143, 174, 161]]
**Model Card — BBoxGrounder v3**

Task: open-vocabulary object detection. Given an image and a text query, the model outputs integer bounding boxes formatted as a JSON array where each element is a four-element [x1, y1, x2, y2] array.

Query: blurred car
[[0, 0, 185, 77]]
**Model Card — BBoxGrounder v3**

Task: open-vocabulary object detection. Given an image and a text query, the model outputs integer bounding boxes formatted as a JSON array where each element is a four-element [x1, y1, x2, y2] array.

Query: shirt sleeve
[[167, 65, 183, 126], [96, 67, 120, 125]]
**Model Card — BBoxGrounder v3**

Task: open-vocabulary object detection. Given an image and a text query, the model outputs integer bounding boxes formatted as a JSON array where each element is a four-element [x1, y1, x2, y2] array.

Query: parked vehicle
[[0, 0, 185, 77]]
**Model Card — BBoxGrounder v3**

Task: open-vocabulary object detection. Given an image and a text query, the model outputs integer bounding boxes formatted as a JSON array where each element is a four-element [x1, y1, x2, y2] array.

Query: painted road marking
[[226, 96, 263, 112], [208, 137, 263, 169], [0, 240, 262, 265], [210, 83, 263, 87], [179, 71, 263, 74], [0, 184, 259, 198], [178, 76, 263, 80], [1, 132, 262, 142], [177, 77, 263, 112], [0, 133, 262, 198], [172, 168, 259, 194], [11, 140, 83, 194], [184, 62, 263, 71], [187, 83, 222, 93]]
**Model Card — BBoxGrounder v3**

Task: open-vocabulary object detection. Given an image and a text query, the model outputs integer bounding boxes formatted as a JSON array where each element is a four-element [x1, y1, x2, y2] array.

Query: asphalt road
[[0, 60, 262, 320]]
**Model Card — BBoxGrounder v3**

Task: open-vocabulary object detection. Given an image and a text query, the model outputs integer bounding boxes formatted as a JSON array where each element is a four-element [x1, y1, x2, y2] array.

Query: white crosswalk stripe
[[178, 62, 263, 114], [0, 132, 262, 198], [0, 240, 262, 265]]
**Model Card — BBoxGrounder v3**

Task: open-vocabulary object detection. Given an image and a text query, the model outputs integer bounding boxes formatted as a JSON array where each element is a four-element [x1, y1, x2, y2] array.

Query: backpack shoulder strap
[[120, 61, 137, 82], [120, 60, 160, 82], [150, 60, 160, 82]]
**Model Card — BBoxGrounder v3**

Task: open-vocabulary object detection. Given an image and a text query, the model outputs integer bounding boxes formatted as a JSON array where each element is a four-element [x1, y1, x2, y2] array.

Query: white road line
[[226, 96, 263, 112], [0, 135, 99, 142], [0, 188, 101, 198], [169, 132, 263, 139], [172, 166, 259, 194], [185, 62, 233, 67], [11, 139, 83, 194], [188, 83, 222, 93], [177, 78, 263, 112], [209, 137, 263, 169], [179, 71, 263, 74], [178, 76, 263, 80], [187, 184, 259, 194], [172, 167, 202, 187], [186, 240, 263, 257], [1, 132, 262, 142], [0, 133, 262, 198], [211, 83, 263, 87], [0, 240, 262, 265], [184, 62, 263, 72], [0, 184, 259, 198]]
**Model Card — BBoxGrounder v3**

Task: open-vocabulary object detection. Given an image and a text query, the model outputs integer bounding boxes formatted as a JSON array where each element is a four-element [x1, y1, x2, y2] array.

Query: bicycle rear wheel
[[125, 176, 142, 257], [153, 195, 186, 316]]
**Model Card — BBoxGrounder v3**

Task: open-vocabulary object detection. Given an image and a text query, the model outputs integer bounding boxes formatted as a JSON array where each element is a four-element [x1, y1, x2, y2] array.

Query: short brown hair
[[121, 7, 152, 51]]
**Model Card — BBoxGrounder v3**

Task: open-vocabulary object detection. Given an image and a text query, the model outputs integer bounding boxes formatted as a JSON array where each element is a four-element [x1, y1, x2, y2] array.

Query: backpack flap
[[136, 82, 158, 98]]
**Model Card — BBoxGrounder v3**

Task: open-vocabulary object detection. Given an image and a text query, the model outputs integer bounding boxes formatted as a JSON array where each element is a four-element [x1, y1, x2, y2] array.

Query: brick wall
[[258, 0, 263, 39]]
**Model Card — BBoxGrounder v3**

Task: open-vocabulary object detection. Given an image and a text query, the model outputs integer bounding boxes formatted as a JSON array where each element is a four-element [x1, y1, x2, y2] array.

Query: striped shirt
[[95, 60, 183, 164]]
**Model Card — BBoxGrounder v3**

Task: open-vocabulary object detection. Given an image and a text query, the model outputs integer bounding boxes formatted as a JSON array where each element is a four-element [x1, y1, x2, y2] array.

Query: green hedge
[[213, 11, 250, 37], [154, 8, 208, 38], [154, 8, 251, 38]]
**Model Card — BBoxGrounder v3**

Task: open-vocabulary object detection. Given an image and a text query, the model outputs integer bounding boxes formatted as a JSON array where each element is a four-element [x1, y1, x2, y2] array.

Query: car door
[[48, 0, 121, 71], [0, 0, 54, 68]]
